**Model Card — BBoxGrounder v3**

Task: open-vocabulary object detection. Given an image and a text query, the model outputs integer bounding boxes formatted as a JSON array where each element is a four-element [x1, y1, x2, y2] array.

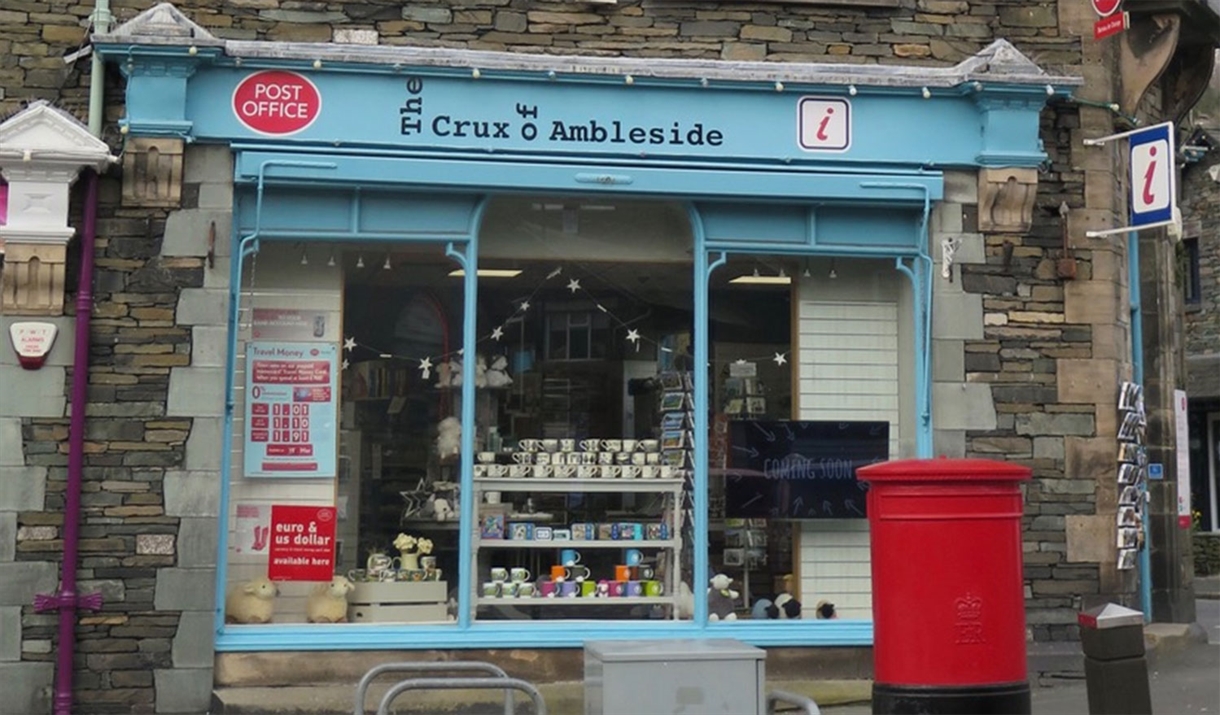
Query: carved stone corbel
[[977, 167, 1039, 234], [1119, 13, 1182, 116], [122, 136, 184, 208], [1, 243, 68, 315]]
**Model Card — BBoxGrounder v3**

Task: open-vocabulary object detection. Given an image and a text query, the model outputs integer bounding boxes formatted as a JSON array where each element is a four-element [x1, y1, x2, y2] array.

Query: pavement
[[216, 577, 1220, 714], [821, 577, 1220, 715]]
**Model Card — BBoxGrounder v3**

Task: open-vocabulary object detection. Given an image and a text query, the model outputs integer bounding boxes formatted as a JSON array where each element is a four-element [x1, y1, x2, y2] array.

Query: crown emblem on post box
[[955, 593, 983, 621]]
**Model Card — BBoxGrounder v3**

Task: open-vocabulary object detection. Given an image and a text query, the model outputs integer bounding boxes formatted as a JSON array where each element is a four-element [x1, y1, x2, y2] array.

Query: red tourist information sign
[[232, 70, 321, 135], [267, 505, 336, 581], [1094, 11, 1129, 40]]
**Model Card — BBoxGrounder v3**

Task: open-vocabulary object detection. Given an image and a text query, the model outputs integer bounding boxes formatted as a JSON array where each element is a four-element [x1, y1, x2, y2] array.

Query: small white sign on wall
[[797, 97, 852, 152], [1173, 389, 1191, 529], [8, 322, 58, 370]]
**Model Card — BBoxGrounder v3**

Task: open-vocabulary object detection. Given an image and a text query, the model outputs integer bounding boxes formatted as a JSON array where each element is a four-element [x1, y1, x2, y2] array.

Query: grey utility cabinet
[[584, 638, 766, 715]]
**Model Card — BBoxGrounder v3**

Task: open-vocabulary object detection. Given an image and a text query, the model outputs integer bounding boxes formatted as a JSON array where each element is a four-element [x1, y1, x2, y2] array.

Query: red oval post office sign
[[1092, 0, 1121, 17], [232, 70, 321, 135]]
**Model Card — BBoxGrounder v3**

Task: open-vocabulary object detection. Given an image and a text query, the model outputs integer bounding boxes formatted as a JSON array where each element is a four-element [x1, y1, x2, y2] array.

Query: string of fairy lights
[[340, 264, 790, 375]]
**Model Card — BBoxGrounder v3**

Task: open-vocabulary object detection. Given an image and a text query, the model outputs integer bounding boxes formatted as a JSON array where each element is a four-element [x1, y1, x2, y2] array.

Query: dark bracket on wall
[[1057, 202, 1078, 280], [1120, 1, 1220, 119], [207, 220, 216, 269]]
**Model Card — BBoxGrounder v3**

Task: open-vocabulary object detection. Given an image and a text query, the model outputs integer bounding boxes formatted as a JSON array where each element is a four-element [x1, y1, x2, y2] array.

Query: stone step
[[213, 678, 873, 715]]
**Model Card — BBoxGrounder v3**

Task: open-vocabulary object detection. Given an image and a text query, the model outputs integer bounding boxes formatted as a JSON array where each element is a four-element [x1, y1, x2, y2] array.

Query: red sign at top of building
[[1092, 0, 1121, 17], [232, 70, 321, 136]]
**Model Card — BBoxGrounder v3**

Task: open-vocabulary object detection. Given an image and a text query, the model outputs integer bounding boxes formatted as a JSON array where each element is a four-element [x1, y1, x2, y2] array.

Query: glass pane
[[472, 196, 694, 621], [224, 241, 462, 626], [707, 255, 903, 622]]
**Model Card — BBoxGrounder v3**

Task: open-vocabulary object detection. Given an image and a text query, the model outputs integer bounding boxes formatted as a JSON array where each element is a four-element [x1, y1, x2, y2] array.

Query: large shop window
[[706, 254, 904, 622], [222, 195, 911, 628], [225, 241, 468, 625], [471, 198, 694, 621]]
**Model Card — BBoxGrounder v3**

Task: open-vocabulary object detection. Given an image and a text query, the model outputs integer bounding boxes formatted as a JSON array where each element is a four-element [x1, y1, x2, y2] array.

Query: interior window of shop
[[470, 197, 694, 621], [223, 241, 464, 627], [707, 255, 906, 622]]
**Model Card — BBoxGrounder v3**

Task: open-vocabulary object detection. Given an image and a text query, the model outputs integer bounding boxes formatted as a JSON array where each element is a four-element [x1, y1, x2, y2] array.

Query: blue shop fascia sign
[[106, 42, 1075, 172]]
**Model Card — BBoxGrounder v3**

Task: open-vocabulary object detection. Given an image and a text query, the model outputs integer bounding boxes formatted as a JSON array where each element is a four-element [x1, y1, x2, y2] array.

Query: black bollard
[[1078, 603, 1152, 715]]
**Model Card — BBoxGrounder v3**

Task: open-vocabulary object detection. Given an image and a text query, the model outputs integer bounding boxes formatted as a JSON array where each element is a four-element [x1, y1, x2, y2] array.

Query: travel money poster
[[243, 342, 338, 478]]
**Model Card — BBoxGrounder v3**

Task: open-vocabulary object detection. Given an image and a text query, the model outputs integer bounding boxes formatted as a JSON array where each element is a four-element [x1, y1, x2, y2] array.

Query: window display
[[219, 204, 910, 629]]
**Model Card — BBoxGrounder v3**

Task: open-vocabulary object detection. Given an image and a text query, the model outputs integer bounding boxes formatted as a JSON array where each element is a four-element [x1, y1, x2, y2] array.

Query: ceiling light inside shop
[[729, 268, 790, 285], [448, 269, 524, 278]]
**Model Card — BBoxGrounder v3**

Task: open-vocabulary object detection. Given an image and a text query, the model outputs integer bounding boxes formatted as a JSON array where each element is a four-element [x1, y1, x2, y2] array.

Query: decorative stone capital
[[977, 167, 1039, 234], [0, 100, 114, 315], [1, 242, 69, 315], [121, 137, 184, 208]]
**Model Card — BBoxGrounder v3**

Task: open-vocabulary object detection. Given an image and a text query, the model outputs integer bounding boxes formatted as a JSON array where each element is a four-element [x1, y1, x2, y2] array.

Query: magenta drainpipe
[[33, 168, 103, 715]]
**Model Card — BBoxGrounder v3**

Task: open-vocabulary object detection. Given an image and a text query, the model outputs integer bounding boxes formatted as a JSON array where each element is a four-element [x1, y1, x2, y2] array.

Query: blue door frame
[[213, 153, 936, 652]]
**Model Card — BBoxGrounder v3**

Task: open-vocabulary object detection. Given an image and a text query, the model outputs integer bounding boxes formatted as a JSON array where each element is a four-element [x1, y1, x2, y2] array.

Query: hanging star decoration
[[342, 359, 349, 370], [339, 264, 799, 375]]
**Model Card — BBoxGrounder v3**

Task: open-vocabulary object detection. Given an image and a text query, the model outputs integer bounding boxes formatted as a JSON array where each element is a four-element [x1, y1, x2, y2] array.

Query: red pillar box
[[857, 458, 1032, 715]]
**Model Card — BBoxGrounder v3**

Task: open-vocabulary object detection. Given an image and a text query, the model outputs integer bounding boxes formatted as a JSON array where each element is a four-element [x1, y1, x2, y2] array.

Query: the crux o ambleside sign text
[[233, 70, 321, 135]]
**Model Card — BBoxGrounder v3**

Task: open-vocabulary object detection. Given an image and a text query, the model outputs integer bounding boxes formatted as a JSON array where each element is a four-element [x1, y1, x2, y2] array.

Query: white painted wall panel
[[797, 296, 900, 621]]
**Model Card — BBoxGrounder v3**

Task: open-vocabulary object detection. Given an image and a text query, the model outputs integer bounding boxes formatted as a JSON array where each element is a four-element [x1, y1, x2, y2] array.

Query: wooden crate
[[348, 581, 448, 623]]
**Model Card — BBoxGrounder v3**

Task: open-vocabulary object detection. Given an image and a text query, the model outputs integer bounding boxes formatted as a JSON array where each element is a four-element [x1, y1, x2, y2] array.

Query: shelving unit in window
[[471, 476, 685, 618]]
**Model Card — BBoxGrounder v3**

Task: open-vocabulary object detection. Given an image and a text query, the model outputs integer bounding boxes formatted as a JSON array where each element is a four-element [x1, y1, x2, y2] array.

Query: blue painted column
[[1129, 230, 1152, 622]]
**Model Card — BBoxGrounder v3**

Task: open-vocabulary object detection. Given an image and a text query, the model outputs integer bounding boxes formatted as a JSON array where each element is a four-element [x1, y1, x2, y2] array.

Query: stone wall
[[1182, 155, 1220, 365]]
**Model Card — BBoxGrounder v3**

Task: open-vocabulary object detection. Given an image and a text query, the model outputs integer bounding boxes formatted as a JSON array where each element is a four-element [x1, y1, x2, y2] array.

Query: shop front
[[97, 7, 1075, 657]]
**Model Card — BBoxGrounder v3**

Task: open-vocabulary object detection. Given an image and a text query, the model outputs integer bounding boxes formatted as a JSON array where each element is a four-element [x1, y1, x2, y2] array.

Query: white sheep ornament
[[306, 576, 356, 623], [224, 577, 279, 624]]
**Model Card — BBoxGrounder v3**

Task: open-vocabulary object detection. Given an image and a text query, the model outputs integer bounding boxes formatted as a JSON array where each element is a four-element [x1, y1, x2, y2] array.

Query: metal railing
[[376, 676, 547, 715], [354, 661, 519, 715], [767, 689, 821, 715]]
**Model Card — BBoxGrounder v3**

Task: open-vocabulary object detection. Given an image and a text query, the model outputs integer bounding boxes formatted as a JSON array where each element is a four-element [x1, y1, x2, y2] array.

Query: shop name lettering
[[398, 77, 725, 147]]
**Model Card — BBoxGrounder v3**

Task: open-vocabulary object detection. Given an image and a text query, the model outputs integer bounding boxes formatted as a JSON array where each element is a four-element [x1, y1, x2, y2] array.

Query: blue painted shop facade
[[97, 12, 1077, 655]]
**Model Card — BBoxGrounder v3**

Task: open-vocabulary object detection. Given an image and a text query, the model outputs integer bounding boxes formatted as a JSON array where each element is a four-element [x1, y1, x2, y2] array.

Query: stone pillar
[[1139, 230, 1197, 623], [1056, 0, 1140, 617]]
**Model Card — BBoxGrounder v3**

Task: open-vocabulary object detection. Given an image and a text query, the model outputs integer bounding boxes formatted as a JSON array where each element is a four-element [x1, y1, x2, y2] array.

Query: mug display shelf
[[475, 538, 678, 549], [473, 477, 684, 493], [476, 596, 672, 607], [472, 474, 685, 618]]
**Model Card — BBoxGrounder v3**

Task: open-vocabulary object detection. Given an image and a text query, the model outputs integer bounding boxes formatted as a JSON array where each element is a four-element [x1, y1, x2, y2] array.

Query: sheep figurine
[[707, 573, 739, 621], [436, 416, 461, 459], [306, 576, 355, 623], [486, 355, 513, 388], [224, 577, 279, 624], [474, 355, 488, 388], [434, 361, 452, 388]]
